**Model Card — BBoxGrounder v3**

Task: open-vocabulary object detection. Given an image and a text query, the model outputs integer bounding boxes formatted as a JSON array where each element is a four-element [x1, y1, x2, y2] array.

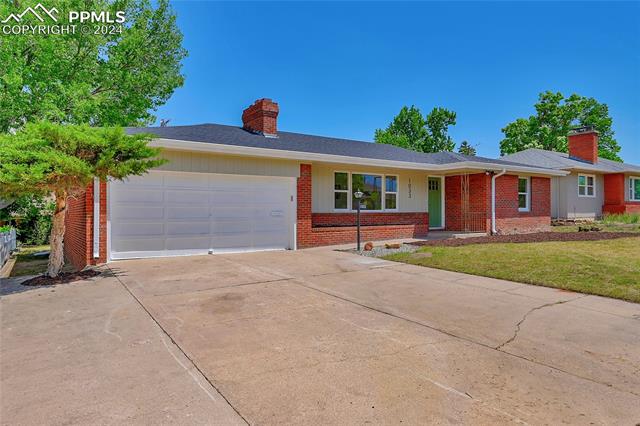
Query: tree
[[500, 91, 621, 161], [375, 106, 457, 153], [458, 140, 476, 156], [0, 195, 55, 245], [0, 122, 165, 277], [0, 0, 187, 132]]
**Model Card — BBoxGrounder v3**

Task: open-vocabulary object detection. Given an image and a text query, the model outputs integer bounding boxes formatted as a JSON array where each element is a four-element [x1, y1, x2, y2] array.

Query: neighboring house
[[502, 128, 640, 220], [63, 99, 565, 269]]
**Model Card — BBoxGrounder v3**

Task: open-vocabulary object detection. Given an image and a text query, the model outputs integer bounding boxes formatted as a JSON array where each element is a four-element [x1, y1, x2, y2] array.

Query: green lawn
[[8, 245, 76, 277], [384, 238, 640, 303]]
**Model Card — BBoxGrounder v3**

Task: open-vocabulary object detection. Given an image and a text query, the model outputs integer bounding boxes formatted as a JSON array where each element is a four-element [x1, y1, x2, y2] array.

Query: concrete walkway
[[2, 249, 639, 424]]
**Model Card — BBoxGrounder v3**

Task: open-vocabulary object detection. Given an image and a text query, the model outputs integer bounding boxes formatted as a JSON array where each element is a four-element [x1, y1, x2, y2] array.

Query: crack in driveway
[[495, 295, 588, 350]]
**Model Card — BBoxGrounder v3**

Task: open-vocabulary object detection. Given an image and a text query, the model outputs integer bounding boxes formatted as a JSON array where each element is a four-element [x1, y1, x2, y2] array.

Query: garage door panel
[[166, 221, 211, 236], [118, 173, 164, 187], [210, 207, 253, 220], [211, 219, 252, 234], [113, 237, 166, 253], [113, 222, 164, 237], [167, 206, 209, 220], [110, 172, 294, 259], [112, 206, 165, 221], [165, 237, 210, 251], [166, 190, 210, 204], [165, 174, 209, 189], [111, 188, 164, 204]]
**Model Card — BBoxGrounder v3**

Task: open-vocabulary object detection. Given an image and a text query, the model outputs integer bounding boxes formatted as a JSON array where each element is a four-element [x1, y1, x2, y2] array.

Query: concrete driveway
[[2, 248, 639, 424]]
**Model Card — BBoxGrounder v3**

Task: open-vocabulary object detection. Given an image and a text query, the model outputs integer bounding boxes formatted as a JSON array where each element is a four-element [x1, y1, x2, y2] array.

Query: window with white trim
[[518, 177, 530, 212], [630, 176, 640, 201], [333, 172, 398, 211], [333, 172, 349, 210], [385, 176, 398, 210], [578, 174, 595, 197]]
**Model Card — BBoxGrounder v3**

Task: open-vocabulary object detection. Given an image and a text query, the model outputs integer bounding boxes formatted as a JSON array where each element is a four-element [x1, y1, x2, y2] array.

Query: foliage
[[500, 91, 621, 161], [602, 213, 640, 225], [0, 195, 55, 244], [0, 121, 166, 276], [0, 122, 165, 198], [0, 225, 12, 233], [0, 0, 187, 132], [385, 238, 640, 303], [457, 140, 476, 156], [375, 106, 457, 153]]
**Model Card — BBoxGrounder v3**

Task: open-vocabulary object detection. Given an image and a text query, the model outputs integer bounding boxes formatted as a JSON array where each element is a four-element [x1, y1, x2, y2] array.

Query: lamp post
[[354, 189, 364, 251]]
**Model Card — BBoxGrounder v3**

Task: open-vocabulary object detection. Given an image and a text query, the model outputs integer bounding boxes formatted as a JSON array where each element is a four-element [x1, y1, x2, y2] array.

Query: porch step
[[427, 231, 487, 240]]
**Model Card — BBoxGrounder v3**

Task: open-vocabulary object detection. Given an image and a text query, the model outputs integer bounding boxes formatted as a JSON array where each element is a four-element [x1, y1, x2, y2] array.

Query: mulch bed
[[21, 269, 101, 287], [409, 232, 640, 247]]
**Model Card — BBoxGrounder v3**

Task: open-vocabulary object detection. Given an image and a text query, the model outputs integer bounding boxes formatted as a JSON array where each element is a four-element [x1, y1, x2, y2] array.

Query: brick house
[[503, 127, 640, 219], [64, 99, 565, 269]]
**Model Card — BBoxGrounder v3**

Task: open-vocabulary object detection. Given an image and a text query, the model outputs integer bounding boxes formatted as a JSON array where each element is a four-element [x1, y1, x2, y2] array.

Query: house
[[502, 127, 640, 220], [63, 99, 565, 269]]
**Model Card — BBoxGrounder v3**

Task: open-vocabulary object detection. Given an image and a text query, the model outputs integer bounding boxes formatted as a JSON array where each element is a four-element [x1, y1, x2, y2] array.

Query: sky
[[155, 1, 640, 163]]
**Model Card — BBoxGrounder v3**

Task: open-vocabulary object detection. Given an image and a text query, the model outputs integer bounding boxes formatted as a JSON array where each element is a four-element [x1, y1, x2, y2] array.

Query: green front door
[[428, 177, 442, 228]]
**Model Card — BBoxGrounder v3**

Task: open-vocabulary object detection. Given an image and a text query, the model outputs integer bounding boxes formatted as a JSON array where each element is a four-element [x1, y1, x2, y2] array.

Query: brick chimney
[[242, 98, 279, 137], [568, 126, 599, 163]]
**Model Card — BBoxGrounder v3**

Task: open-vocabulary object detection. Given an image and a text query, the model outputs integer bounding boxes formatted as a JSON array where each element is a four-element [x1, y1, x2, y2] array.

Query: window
[[630, 177, 640, 201], [352, 174, 383, 210], [333, 172, 398, 211], [578, 174, 595, 197], [333, 172, 349, 209], [385, 176, 398, 210], [518, 177, 530, 212]]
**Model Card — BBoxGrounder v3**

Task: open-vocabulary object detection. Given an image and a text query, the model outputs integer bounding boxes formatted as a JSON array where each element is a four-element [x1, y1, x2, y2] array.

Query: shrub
[[602, 213, 640, 224], [0, 195, 55, 245]]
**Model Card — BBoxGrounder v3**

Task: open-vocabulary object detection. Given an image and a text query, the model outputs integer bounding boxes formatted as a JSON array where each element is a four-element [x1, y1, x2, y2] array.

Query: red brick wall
[[64, 186, 91, 271], [568, 131, 598, 163], [603, 173, 625, 206], [313, 212, 428, 227], [63, 181, 107, 271], [445, 173, 550, 234], [309, 224, 429, 247], [495, 175, 551, 234], [445, 174, 490, 232], [297, 164, 313, 248], [602, 173, 640, 214]]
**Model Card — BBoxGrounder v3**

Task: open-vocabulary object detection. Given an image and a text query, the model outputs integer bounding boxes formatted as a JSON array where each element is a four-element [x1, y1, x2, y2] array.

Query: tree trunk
[[47, 191, 67, 278]]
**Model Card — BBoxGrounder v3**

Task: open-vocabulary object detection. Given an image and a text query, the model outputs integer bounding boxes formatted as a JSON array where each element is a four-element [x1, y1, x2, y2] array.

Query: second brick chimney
[[242, 98, 279, 137], [568, 126, 599, 163]]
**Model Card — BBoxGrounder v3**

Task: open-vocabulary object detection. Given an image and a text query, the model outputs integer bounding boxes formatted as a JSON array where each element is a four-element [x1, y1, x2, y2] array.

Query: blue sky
[[156, 1, 640, 163]]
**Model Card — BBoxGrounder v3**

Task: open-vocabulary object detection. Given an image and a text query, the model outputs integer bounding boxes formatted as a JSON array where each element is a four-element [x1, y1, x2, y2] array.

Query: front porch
[[296, 164, 552, 248]]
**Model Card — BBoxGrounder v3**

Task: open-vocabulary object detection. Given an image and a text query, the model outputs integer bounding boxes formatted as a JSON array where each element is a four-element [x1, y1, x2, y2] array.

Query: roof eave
[[151, 138, 568, 176]]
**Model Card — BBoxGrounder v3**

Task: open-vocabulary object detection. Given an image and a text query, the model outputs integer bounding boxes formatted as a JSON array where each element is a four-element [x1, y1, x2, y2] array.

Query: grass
[[9, 245, 63, 277], [384, 238, 640, 303], [552, 214, 640, 233], [602, 212, 640, 224]]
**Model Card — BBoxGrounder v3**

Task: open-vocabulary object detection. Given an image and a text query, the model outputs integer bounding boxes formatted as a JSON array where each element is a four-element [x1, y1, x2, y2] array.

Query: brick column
[[297, 164, 313, 248], [604, 173, 625, 206]]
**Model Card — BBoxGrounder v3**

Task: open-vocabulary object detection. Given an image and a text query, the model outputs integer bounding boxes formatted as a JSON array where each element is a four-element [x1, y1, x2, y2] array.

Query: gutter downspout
[[491, 169, 507, 235]]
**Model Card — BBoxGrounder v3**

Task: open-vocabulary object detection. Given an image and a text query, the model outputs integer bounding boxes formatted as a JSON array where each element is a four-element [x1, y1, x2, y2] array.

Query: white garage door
[[109, 172, 296, 260]]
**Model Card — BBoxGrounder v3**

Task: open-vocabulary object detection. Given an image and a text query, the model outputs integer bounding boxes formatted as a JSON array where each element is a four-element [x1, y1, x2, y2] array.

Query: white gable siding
[[156, 149, 300, 178]]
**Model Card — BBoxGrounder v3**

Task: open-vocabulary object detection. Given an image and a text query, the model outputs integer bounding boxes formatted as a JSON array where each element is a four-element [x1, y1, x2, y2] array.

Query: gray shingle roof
[[126, 123, 546, 169], [502, 149, 640, 173]]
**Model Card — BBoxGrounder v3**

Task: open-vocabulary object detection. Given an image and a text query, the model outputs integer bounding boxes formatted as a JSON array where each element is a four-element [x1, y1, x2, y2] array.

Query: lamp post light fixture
[[354, 189, 364, 251]]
